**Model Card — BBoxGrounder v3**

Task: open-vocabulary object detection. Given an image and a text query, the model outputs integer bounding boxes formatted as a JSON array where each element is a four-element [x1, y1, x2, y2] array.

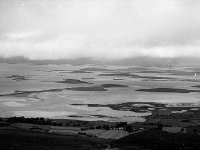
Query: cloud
[[0, 0, 200, 60]]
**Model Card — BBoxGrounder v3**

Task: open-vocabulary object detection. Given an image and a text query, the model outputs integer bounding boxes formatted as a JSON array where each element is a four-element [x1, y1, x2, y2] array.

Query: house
[[158, 109, 172, 116]]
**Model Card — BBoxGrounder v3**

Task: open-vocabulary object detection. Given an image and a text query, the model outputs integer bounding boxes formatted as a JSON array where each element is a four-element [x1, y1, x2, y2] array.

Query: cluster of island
[[2, 66, 200, 149]]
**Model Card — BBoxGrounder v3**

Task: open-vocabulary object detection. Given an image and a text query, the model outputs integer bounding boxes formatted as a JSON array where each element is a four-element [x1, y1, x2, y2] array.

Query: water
[[0, 63, 200, 122]]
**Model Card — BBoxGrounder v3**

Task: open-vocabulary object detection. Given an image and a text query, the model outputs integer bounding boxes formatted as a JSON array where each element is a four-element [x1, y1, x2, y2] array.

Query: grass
[[0, 129, 108, 150], [81, 129, 129, 139], [111, 129, 200, 150]]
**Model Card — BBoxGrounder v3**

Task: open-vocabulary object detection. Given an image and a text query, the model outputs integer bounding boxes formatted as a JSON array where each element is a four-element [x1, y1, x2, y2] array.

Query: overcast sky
[[0, 0, 200, 60]]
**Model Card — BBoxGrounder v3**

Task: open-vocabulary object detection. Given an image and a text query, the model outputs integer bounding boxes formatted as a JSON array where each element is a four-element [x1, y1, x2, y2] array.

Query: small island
[[101, 84, 128, 88], [6, 75, 29, 81], [57, 79, 92, 84], [136, 88, 200, 93]]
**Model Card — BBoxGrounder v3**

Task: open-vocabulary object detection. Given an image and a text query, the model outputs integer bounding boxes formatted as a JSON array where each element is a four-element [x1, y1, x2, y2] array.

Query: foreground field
[[2, 127, 200, 150], [111, 129, 200, 150], [0, 129, 108, 150], [82, 129, 129, 139], [6, 122, 130, 140]]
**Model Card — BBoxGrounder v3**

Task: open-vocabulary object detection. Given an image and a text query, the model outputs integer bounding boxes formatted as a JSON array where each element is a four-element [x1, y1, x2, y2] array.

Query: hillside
[[0, 129, 108, 150], [111, 129, 200, 150]]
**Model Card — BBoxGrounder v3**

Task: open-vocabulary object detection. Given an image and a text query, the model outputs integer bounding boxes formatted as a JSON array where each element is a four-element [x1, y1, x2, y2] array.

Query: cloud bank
[[0, 0, 200, 60]]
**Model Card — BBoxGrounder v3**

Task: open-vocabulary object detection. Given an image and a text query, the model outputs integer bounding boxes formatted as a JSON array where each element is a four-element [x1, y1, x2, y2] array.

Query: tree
[[126, 125, 133, 132]]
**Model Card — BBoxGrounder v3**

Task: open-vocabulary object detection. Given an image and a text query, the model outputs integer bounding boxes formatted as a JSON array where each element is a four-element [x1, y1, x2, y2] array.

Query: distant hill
[[1, 56, 200, 67]]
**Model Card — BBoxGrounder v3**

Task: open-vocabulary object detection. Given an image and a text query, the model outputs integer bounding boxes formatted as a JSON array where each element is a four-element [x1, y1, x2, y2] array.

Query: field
[[0, 122, 130, 140], [0, 129, 108, 150], [111, 129, 200, 150], [82, 129, 129, 139]]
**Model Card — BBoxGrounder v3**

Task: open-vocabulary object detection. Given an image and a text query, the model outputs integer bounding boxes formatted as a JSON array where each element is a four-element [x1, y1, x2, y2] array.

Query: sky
[[0, 0, 200, 61]]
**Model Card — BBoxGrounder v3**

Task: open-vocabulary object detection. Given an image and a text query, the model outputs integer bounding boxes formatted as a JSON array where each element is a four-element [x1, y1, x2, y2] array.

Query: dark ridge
[[0, 86, 107, 97], [51, 70, 69, 71], [51, 70, 93, 73], [143, 76, 175, 80], [113, 79, 123, 80], [182, 79, 200, 82], [57, 79, 92, 84], [0, 89, 63, 97], [90, 115, 118, 119], [68, 115, 84, 118], [70, 70, 93, 73], [99, 72, 133, 77], [80, 67, 112, 72], [99, 73, 175, 80], [192, 85, 200, 88], [69, 86, 107, 91], [101, 84, 128, 88], [136, 88, 199, 93], [6, 75, 29, 81], [71, 104, 86, 106], [138, 70, 162, 73], [82, 78, 95, 80]]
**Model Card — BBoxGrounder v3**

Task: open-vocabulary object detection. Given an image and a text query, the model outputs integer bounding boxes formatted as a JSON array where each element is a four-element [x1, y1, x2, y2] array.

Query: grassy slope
[[0, 129, 107, 150], [111, 129, 200, 150]]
